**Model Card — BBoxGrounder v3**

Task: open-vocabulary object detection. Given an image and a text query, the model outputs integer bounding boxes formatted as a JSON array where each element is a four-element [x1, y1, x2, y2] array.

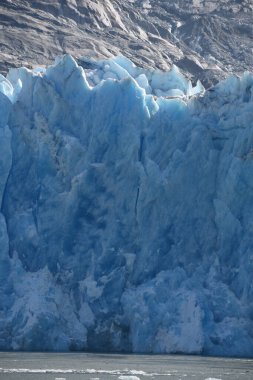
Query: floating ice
[[0, 55, 252, 357]]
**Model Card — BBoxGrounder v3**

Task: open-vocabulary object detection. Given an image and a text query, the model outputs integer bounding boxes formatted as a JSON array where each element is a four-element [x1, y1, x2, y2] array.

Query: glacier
[[0, 55, 253, 356]]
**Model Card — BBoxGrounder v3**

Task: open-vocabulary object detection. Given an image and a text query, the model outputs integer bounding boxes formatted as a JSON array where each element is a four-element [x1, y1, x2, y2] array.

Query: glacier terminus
[[0, 55, 252, 356]]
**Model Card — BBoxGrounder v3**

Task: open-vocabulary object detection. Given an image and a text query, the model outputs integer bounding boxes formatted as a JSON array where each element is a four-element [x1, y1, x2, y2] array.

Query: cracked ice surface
[[0, 55, 252, 356]]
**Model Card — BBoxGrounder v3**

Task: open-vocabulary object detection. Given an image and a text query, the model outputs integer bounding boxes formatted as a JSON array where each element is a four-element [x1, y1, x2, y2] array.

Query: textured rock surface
[[0, 0, 252, 86], [0, 56, 253, 356]]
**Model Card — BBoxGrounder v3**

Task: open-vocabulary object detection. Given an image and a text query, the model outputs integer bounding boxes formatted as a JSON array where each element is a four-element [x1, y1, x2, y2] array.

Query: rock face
[[0, 55, 253, 356], [0, 0, 252, 86]]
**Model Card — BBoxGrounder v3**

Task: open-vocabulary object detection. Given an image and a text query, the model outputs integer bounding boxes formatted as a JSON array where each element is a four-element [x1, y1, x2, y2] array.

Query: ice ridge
[[0, 55, 252, 356]]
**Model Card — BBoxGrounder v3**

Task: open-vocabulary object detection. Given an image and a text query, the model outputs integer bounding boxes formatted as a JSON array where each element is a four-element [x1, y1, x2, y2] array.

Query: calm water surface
[[0, 352, 252, 380]]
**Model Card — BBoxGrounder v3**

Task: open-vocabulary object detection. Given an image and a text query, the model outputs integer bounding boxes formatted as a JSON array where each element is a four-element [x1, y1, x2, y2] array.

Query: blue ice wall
[[0, 56, 253, 356]]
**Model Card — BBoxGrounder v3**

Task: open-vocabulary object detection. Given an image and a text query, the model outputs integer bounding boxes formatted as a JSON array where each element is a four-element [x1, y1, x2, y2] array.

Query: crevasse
[[0, 55, 252, 356]]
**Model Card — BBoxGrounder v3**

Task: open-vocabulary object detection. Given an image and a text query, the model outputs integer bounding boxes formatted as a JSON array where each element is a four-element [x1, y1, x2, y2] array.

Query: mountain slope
[[0, 0, 252, 85]]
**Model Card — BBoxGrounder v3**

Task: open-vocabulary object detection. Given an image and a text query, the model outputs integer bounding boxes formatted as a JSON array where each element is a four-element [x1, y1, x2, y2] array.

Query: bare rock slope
[[0, 0, 252, 85]]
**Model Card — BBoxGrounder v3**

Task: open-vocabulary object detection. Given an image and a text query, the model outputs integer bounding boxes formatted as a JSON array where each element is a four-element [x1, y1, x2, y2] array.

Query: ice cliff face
[[0, 55, 253, 356]]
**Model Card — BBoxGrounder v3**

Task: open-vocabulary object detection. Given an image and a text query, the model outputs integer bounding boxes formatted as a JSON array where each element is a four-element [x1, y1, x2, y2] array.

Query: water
[[0, 352, 252, 380]]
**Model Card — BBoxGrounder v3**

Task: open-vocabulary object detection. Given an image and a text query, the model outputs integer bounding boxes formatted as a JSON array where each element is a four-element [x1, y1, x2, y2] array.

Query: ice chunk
[[150, 65, 189, 93], [113, 55, 140, 78], [135, 73, 151, 94], [191, 79, 205, 96], [0, 75, 13, 98]]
